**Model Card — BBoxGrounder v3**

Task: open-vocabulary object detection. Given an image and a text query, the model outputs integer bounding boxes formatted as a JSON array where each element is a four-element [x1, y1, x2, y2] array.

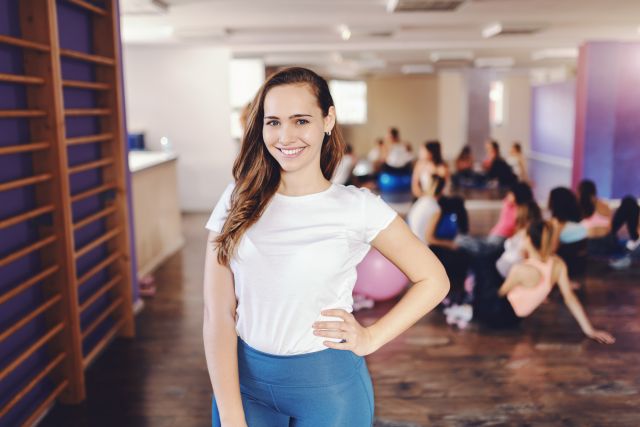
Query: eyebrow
[[264, 114, 312, 119]]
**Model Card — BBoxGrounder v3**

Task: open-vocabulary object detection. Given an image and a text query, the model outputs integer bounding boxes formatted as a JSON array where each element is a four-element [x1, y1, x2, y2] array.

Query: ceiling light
[[339, 25, 352, 41], [531, 48, 578, 61], [482, 22, 502, 39], [430, 50, 474, 62], [121, 24, 174, 43], [474, 57, 515, 68], [401, 64, 434, 74]]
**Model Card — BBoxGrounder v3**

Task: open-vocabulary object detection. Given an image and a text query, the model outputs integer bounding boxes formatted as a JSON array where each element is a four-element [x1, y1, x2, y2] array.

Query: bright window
[[329, 80, 367, 125], [489, 80, 504, 127]]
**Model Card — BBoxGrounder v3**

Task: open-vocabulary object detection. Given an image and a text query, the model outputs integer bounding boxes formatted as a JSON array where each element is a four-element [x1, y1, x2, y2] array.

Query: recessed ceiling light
[[474, 57, 515, 68], [430, 50, 474, 62], [401, 64, 434, 74], [339, 25, 352, 41], [531, 48, 578, 61], [482, 22, 502, 39]]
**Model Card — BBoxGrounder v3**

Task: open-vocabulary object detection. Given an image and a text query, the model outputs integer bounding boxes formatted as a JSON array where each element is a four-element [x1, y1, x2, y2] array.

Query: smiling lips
[[277, 146, 306, 158]]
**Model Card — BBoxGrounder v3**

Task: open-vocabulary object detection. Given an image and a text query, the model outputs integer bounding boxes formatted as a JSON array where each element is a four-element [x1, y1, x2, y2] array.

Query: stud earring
[[325, 130, 331, 136]]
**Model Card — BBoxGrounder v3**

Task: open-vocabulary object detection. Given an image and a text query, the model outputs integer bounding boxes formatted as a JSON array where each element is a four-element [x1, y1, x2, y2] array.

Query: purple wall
[[573, 42, 640, 199], [530, 80, 576, 200]]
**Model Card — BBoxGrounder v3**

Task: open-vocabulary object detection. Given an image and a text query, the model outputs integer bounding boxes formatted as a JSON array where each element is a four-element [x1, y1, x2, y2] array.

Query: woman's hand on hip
[[312, 309, 377, 356]]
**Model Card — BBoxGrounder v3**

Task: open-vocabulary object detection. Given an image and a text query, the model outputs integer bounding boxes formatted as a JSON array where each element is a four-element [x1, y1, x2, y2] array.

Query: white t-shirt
[[407, 197, 441, 244], [385, 143, 413, 168], [205, 183, 397, 355]]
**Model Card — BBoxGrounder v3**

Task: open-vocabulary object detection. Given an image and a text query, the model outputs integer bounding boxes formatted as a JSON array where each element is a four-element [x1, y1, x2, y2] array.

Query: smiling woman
[[202, 67, 450, 427]]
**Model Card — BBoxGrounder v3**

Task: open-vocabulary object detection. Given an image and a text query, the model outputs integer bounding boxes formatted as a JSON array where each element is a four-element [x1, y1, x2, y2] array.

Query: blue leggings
[[212, 336, 374, 427]]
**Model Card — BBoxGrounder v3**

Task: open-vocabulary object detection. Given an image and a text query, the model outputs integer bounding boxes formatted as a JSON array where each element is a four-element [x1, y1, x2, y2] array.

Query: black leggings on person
[[430, 245, 470, 305], [470, 251, 521, 329], [612, 196, 639, 241]]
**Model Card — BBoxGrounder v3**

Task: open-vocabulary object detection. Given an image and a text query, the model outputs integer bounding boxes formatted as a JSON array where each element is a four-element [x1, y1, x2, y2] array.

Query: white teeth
[[281, 147, 304, 155]]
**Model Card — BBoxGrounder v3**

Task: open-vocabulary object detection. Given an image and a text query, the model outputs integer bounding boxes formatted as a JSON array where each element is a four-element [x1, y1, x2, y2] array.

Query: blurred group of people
[[332, 128, 636, 344]]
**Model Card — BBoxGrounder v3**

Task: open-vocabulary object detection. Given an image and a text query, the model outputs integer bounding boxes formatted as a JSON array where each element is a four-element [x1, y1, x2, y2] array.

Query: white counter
[[128, 150, 178, 173]]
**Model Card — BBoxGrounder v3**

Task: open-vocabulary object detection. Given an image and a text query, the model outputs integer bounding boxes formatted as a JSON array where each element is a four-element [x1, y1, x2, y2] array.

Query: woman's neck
[[278, 168, 330, 196]]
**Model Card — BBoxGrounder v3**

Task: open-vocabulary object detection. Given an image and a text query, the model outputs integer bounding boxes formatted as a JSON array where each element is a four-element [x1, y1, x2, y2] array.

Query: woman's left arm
[[314, 216, 450, 355]]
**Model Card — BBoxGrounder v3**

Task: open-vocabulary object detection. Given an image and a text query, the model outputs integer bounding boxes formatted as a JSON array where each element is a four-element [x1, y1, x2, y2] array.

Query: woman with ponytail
[[202, 67, 450, 427], [471, 221, 615, 344]]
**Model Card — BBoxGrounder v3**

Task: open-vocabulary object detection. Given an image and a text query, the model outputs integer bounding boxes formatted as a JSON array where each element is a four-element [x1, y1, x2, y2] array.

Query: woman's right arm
[[554, 258, 615, 344], [203, 232, 247, 427]]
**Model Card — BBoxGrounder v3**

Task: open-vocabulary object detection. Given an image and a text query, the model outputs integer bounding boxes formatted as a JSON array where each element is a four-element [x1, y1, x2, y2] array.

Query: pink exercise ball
[[354, 248, 408, 301]]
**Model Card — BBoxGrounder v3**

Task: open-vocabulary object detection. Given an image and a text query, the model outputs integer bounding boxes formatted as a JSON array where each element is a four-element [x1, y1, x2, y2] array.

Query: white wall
[[122, 45, 235, 212], [437, 71, 467, 161]]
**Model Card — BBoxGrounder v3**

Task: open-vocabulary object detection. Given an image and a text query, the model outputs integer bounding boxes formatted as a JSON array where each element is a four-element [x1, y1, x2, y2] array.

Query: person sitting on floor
[[471, 220, 615, 344]]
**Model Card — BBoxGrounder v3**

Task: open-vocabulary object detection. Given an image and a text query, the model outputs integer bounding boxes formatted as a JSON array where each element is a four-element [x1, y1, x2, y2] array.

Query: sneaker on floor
[[626, 238, 640, 252], [457, 304, 473, 322], [609, 255, 632, 270]]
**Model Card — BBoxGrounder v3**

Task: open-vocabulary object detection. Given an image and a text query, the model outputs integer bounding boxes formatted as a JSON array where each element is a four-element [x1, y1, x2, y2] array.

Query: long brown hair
[[216, 67, 346, 265], [527, 220, 553, 261]]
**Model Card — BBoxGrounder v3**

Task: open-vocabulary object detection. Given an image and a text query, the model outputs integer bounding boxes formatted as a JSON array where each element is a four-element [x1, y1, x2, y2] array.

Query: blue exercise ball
[[378, 172, 412, 193]]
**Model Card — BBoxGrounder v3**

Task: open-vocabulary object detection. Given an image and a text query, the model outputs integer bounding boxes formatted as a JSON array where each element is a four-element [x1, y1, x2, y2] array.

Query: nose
[[278, 123, 297, 146]]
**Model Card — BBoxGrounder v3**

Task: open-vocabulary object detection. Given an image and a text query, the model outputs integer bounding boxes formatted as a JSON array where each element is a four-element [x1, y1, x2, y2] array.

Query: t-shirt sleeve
[[360, 188, 398, 243], [205, 182, 235, 233]]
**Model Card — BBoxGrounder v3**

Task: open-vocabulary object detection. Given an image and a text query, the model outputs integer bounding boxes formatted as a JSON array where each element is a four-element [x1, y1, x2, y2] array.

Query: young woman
[[472, 221, 615, 344], [495, 201, 543, 278], [506, 142, 528, 182], [410, 140, 449, 199], [203, 67, 450, 427], [577, 179, 612, 237]]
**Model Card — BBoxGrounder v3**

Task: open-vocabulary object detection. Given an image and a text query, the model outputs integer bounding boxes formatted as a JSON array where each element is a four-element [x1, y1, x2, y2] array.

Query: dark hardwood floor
[[41, 210, 640, 427]]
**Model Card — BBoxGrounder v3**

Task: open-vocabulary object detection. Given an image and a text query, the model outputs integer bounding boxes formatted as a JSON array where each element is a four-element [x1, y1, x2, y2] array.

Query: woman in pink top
[[472, 221, 615, 344], [489, 182, 534, 241]]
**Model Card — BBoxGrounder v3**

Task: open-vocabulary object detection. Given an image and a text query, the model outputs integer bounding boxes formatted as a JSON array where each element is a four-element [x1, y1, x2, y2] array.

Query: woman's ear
[[324, 106, 336, 133]]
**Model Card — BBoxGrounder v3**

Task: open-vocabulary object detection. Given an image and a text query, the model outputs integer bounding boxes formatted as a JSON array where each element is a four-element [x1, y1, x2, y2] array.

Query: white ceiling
[[120, 0, 640, 77]]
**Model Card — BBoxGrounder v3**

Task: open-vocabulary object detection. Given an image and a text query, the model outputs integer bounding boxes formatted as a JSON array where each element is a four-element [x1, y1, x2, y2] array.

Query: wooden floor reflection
[[41, 212, 640, 426]]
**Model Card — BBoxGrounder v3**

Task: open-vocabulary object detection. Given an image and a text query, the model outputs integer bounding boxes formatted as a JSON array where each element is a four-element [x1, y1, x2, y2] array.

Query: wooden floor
[[41, 211, 640, 427]]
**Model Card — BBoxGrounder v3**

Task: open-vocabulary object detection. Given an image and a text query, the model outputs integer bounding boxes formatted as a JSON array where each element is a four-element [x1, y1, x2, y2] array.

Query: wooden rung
[[0, 265, 59, 306], [66, 132, 113, 146], [60, 48, 115, 66], [70, 182, 117, 203], [0, 323, 64, 382], [0, 34, 50, 52], [65, 108, 111, 117], [19, 379, 68, 427], [0, 173, 52, 193], [77, 251, 121, 287], [0, 235, 57, 268], [74, 205, 117, 230], [0, 353, 66, 419], [69, 157, 114, 174], [83, 318, 124, 369], [63, 79, 110, 90], [80, 275, 122, 313], [0, 141, 50, 156], [67, 0, 108, 16], [75, 226, 123, 259], [0, 294, 62, 343], [0, 73, 45, 85], [0, 109, 47, 119], [81, 297, 123, 340], [0, 204, 55, 230]]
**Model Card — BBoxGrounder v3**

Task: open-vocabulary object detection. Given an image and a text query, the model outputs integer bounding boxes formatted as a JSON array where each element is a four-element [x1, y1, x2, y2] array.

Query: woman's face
[[485, 142, 495, 156], [262, 83, 335, 175], [418, 145, 428, 161]]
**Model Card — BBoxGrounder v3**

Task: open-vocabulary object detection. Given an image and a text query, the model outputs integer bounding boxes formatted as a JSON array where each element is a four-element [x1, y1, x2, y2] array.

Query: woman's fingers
[[313, 321, 348, 330], [314, 329, 346, 339]]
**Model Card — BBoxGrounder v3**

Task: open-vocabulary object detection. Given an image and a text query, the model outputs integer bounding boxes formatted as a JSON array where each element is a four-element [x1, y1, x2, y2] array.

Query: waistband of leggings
[[236, 336, 363, 387]]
